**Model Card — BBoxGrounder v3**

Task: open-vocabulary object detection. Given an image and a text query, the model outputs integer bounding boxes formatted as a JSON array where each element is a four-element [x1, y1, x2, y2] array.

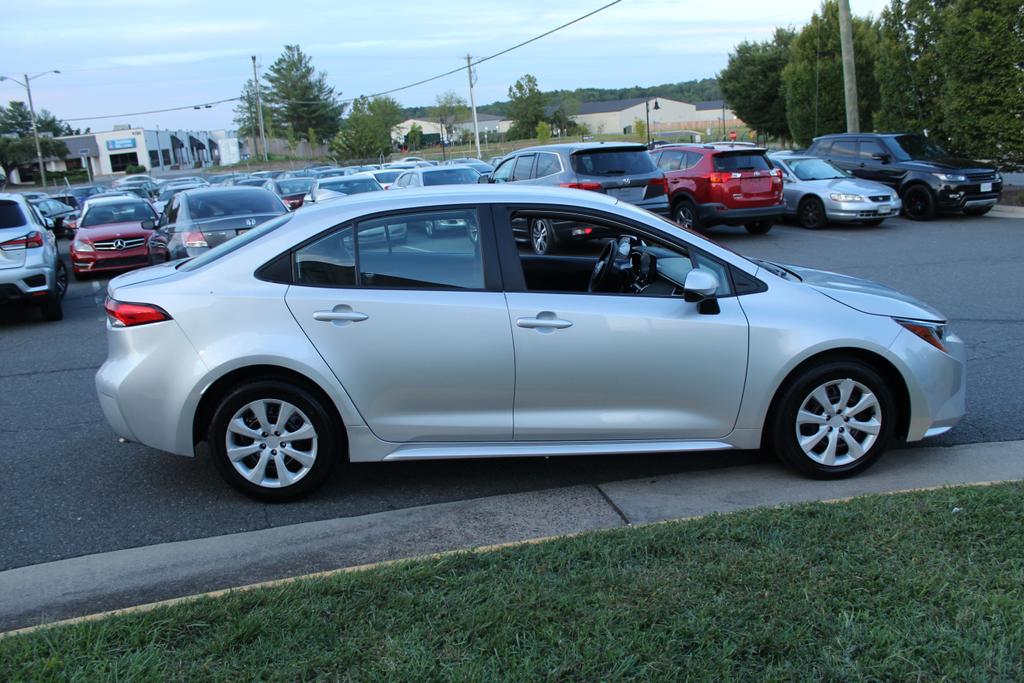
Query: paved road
[[1, 210, 1021, 572]]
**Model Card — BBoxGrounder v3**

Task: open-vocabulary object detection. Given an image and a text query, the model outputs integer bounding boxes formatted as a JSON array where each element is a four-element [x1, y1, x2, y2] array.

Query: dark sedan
[[265, 178, 315, 210], [30, 197, 78, 237], [148, 187, 288, 261]]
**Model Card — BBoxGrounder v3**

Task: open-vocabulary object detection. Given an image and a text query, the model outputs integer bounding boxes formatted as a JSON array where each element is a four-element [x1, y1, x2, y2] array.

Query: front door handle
[[516, 312, 573, 331], [313, 306, 368, 325]]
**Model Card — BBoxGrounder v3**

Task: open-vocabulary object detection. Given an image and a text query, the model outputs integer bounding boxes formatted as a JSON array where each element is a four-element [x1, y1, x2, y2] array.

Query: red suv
[[651, 144, 784, 234]]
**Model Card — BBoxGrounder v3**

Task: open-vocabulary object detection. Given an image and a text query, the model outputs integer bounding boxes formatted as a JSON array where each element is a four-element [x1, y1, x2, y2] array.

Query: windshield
[[81, 202, 155, 226], [179, 213, 294, 272], [890, 135, 951, 161], [422, 168, 480, 186], [189, 191, 285, 220], [571, 149, 656, 176], [276, 179, 314, 195], [320, 178, 381, 194], [788, 158, 847, 180]]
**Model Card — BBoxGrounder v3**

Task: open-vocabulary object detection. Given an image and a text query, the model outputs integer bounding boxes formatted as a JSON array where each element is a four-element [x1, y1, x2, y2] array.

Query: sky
[[1, 0, 890, 134]]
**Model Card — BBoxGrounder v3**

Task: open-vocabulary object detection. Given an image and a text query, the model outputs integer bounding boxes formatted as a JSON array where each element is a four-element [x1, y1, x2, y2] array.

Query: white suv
[[0, 193, 67, 321]]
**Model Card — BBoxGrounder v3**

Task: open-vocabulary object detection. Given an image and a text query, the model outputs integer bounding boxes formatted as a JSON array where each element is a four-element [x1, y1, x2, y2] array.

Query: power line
[[55, 0, 627, 122]]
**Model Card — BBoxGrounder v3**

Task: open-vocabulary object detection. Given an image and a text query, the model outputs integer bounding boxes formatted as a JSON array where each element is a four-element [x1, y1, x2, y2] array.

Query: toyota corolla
[[96, 186, 965, 500]]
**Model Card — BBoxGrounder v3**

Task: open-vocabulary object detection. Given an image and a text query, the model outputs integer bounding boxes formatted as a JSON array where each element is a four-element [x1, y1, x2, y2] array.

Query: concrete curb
[[1, 439, 1022, 633]]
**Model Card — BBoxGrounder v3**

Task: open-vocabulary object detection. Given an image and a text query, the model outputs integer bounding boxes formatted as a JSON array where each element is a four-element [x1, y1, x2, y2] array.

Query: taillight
[[708, 172, 732, 184], [104, 298, 172, 328], [644, 177, 668, 198], [182, 231, 208, 248], [560, 182, 604, 192], [0, 231, 45, 250]]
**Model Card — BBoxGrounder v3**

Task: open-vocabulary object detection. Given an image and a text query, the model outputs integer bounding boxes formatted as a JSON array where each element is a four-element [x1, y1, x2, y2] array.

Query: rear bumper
[[698, 202, 785, 226], [0, 255, 57, 303]]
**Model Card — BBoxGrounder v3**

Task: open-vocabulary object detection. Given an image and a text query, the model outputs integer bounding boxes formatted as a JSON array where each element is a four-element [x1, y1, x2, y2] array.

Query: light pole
[[644, 98, 660, 148], [0, 70, 60, 188]]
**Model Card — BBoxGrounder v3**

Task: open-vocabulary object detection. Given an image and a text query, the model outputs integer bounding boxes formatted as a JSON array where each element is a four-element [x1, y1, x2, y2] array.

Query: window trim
[[511, 154, 537, 182], [283, 204, 503, 293]]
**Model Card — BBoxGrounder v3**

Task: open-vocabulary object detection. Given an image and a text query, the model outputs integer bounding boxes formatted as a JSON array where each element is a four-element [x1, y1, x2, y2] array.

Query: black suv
[[806, 133, 1002, 220]]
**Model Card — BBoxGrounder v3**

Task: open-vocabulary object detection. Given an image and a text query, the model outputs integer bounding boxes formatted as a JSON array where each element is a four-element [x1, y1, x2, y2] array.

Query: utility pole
[[23, 74, 48, 188], [837, 0, 860, 133], [466, 54, 482, 159], [251, 55, 269, 162]]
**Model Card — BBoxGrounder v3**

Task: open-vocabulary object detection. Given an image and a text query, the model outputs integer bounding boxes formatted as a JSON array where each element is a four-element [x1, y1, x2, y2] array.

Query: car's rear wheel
[[672, 200, 700, 231], [208, 380, 339, 501], [769, 360, 894, 478], [531, 218, 558, 255], [797, 197, 827, 230], [902, 185, 936, 221], [40, 260, 67, 322], [963, 205, 993, 217], [744, 220, 773, 235]]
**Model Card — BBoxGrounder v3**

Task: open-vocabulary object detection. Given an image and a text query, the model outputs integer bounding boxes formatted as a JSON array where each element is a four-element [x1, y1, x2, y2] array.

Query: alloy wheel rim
[[794, 378, 881, 467], [803, 202, 822, 227], [907, 190, 927, 216], [675, 206, 694, 227], [226, 399, 318, 488], [55, 262, 67, 297], [532, 220, 549, 253]]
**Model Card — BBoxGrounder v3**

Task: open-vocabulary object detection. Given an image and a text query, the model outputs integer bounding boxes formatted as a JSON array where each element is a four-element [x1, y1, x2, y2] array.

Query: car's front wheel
[[769, 360, 894, 478], [208, 380, 339, 501], [797, 197, 827, 229], [902, 185, 936, 221]]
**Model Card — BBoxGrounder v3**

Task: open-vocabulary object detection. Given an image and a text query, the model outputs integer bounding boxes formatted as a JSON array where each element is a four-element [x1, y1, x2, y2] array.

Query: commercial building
[[570, 97, 744, 136]]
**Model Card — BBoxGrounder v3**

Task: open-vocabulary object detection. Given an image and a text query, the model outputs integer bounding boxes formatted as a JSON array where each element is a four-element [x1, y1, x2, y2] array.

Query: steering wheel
[[589, 237, 629, 293]]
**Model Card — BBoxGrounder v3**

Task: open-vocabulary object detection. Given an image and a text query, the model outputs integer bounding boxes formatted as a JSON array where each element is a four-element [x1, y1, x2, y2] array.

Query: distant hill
[[401, 78, 721, 119]]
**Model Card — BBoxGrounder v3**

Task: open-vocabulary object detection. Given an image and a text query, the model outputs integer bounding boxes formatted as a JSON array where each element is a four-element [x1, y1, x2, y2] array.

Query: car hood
[[796, 177, 894, 196], [75, 221, 152, 241], [781, 263, 945, 322], [899, 158, 994, 174]]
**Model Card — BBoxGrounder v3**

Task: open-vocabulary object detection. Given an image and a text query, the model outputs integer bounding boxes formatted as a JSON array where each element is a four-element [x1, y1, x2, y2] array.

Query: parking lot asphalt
[[1, 210, 1022, 572]]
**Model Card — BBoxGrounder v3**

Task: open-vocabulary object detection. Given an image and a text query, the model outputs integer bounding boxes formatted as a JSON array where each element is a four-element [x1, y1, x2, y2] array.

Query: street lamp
[[0, 70, 61, 188], [644, 98, 660, 148]]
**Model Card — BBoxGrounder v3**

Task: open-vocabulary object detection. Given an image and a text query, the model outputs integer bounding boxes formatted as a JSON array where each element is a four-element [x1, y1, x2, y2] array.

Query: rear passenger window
[[657, 150, 684, 171], [683, 152, 703, 170], [830, 140, 857, 157], [858, 139, 887, 159], [512, 155, 535, 181], [534, 153, 561, 178], [295, 226, 356, 287]]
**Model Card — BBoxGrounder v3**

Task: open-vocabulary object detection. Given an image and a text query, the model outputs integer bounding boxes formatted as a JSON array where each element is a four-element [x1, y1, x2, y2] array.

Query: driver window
[[491, 158, 515, 183], [509, 210, 732, 298]]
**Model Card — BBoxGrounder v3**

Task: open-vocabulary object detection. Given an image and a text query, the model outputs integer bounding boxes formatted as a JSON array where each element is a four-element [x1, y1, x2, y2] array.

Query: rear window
[[189, 191, 285, 220], [571, 148, 657, 176], [179, 213, 294, 272], [712, 153, 770, 172], [276, 179, 313, 195], [0, 201, 27, 229], [320, 178, 381, 194], [422, 168, 480, 186], [373, 171, 402, 183]]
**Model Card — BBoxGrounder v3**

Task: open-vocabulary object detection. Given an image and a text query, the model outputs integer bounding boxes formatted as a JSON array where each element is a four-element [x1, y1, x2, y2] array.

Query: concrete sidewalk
[[2, 439, 1022, 632]]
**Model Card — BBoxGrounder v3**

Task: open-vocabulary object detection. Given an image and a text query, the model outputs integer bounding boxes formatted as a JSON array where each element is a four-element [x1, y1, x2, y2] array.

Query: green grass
[[3, 483, 1023, 681], [1001, 186, 1024, 206]]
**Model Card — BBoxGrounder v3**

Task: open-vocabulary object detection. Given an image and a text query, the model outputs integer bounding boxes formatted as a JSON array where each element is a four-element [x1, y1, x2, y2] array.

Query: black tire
[[862, 219, 885, 226], [797, 197, 827, 230], [40, 260, 67, 322], [768, 360, 895, 479], [963, 205, 993, 217], [208, 380, 340, 502], [672, 199, 701, 231], [530, 218, 559, 255], [744, 220, 773, 235], [902, 185, 936, 221]]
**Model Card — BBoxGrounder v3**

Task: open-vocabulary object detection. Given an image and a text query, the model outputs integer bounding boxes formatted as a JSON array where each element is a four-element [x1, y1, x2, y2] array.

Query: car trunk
[[0, 227, 31, 270], [712, 151, 779, 206], [570, 147, 665, 203], [195, 213, 283, 248]]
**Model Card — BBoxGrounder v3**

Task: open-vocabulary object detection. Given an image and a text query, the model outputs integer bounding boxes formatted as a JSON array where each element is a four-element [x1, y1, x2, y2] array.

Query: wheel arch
[[192, 364, 348, 456], [761, 347, 912, 447], [898, 177, 936, 198], [669, 191, 698, 210]]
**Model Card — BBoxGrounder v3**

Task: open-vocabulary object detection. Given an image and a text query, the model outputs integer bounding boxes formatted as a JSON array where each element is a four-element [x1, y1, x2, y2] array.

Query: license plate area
[[741, 178, 771, 193], [606, 187, 644, 203], [980, 182, 992, 192]]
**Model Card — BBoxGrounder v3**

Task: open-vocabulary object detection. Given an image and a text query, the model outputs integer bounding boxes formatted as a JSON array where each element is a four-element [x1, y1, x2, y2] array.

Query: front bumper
[[72, 246, 150, 274], [698, 202, 785, 226], [936, 180, 1002, 211], [827, 197, 903, 222], [889, 327, 967, 441]]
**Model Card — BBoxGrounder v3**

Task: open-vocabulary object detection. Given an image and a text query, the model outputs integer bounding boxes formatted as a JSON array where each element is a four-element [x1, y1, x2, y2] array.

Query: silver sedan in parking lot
[[96, 186, 966, 501], [770, 154, 902, 229]]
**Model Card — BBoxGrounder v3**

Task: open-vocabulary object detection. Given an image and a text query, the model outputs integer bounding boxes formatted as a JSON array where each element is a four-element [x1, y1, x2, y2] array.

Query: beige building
[[394, 113, 511, 144], [573, 97, 697, 135]]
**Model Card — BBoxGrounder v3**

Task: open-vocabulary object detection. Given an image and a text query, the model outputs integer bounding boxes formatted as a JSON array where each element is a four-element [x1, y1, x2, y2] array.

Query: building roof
[[575, 98, 650, 115], [695, 99, 727, 111]]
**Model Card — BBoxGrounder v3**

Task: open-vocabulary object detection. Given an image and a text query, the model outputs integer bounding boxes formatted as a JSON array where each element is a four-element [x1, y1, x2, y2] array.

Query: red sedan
[[70, 197, 159, 280]]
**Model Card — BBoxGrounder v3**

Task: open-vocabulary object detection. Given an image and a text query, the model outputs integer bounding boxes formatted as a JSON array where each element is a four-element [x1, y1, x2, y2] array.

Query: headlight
[[73, 241, 94, 252], [895, 318, 947, 353], [830, 193, 864, 202], [933, 173, 967, 183]]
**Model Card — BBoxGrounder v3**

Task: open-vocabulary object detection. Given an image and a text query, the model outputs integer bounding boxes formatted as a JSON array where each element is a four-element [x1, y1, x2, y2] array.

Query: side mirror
[[141, 219, 156, 230], [477, 175, 491, 184], [682, 269, 719, 303]]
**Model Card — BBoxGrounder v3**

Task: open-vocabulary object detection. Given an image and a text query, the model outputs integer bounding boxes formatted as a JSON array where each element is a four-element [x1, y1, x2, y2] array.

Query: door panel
[[287, 288, 514, 442], [506, 292, 749, 440]]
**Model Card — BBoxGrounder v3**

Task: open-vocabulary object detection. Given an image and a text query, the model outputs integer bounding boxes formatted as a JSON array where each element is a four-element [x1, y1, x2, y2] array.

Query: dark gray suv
[[487, 143, 669, 254]]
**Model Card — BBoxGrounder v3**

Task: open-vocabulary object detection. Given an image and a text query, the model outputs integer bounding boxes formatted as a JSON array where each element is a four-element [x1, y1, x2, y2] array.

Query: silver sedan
[[96, 186, 965, 500], [771, 154, 902, 229]]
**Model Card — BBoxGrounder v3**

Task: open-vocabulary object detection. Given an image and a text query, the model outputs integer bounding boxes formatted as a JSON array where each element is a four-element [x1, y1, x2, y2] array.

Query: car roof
[[513, 141, 648, 154], [83, 196, 150, 207], [0, 192, 31, 204], [179, 186, 272, 198]]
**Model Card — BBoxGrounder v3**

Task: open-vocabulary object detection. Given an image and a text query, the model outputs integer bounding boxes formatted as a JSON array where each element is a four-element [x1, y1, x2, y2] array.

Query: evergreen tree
[[232, 79, 272, 139], [263, 45, 345, 142]]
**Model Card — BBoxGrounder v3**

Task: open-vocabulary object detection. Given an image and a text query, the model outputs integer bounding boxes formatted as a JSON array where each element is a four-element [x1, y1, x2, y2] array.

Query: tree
[[430, 91, 468, 144], [506, 74, 546, 139], [535, 121, 552, 144], [331, 96, 399, 160], [0, 135, 68, 179], [367, 96, 404, 139], [263, 45, 345, 142], [547, 95, 580, 136], [285, 126, 299, 157], [632, 117, 647, 141], [232, 78, 272, 140], [0, 102, 72, 137], [937, 0, 1024, 167], [782, 1, 881, 146], [406, 123, 423, 150], [718, 28, 795, 141]]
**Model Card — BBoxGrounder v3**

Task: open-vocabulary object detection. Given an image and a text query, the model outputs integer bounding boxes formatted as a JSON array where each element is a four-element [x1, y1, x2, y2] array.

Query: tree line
[[0, 102, 92, 180], [718, 0, 1023, 168]]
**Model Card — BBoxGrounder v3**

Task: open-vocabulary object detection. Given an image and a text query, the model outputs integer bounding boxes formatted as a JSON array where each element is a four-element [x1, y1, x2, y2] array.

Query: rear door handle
[[516, 313, 573, 331], [313, 306, 368, 325]]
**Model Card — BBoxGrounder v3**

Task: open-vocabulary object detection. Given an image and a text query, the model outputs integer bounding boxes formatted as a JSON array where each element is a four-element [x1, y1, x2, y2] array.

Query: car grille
[[93, 238, 146, 251], [868, 195, 890, 202], [967, 172, 997, 182], [95, 255, 148, 269]]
